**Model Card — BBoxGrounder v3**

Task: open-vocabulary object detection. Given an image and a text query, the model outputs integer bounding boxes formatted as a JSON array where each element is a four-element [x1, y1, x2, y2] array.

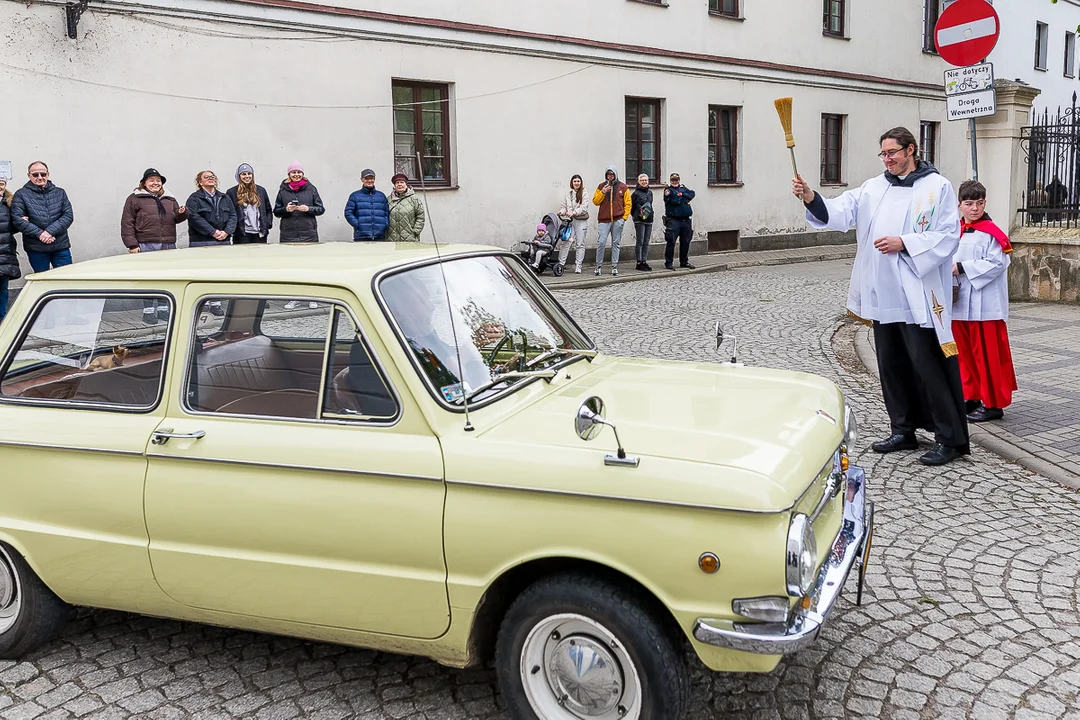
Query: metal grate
[[1020, 93, 1080, 228]]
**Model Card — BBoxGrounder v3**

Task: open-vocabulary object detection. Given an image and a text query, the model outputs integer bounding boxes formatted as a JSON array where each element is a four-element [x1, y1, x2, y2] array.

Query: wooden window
[[920, 121, 939, 166], [1066, 32, 1076, 78], [626, 98, 662, 183], [708, 106, 739, 184], [823, 0, 845, 37], [923, 0, 940, 54], [820, 114, 844, 185], [709, 0, 739, 17], [1036, 22, 1049, 71], [392, 81, 451, 186]]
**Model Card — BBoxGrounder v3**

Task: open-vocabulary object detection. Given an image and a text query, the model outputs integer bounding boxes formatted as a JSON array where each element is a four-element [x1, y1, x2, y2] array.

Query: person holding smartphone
[[273, 161, 324, 244]]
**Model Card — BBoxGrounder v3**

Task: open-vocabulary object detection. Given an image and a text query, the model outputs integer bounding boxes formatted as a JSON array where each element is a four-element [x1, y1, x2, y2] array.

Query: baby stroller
[[519, 212, 571, 276]]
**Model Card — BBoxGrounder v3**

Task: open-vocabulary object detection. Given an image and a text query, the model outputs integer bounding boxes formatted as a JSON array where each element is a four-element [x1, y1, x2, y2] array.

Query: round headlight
[[785, 514, 818, 597], [843, 404, 858, 447]]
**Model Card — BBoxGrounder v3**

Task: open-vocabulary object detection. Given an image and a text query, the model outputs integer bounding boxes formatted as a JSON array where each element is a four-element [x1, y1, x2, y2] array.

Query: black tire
[[495, 574, 690, 720], [0, 543, 72, 659], [552, 263, 564, 277]]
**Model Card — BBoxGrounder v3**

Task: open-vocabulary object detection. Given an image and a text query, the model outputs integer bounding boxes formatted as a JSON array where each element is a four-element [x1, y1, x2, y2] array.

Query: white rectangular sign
[[947, 89, 997, 120], [945, 63, 994, 96]]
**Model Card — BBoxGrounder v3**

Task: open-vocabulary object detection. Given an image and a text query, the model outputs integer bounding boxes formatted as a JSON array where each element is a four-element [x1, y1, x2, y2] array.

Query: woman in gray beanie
[[226, 163, 273, 244]]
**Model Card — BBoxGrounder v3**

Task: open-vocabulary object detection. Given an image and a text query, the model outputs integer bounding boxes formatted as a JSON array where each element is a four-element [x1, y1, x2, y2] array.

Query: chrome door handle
[[151, 429, 206, 445]]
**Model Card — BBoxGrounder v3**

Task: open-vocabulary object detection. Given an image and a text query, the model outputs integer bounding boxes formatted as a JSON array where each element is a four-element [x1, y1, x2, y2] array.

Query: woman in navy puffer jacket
[[0, 178, 21, 322]]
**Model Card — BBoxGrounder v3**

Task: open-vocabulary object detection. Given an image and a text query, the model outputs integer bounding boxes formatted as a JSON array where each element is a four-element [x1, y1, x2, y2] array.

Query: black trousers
[[664, 218, 692, 266], [234, 232, 266, 244], [873, 321, 970, 451]]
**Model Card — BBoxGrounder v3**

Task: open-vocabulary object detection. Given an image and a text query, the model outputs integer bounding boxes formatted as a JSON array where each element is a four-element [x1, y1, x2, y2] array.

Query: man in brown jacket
[[591, 165, 631, 277]]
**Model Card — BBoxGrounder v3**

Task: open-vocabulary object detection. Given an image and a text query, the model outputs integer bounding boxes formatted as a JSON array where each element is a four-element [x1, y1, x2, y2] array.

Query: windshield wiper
[[459, 368, 558, 403], [525, 347, 599, 369]]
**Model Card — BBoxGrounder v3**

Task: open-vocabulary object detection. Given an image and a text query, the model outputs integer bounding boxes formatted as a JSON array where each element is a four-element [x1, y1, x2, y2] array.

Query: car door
[[0, 290, 176, 608], [143, 285, 449, 638]]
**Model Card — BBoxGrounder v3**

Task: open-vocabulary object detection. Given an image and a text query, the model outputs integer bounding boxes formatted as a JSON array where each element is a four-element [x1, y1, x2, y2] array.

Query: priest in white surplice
[[793, 127, 969, 466]]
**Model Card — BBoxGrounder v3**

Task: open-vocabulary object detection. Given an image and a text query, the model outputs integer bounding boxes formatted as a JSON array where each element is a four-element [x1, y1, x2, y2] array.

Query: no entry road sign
[[935, 0, 1000, 67]]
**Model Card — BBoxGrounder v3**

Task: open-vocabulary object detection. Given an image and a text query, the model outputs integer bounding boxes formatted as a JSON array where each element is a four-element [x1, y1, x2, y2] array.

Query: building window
[[1066, 32, 1076, 77], [920, 121, 939, 166], [823, 0, 845, 37], [821, 114, 844, 185], [708, 106, 739, 184], [709, 0, 739, 17], [1036, 22, 1050, 71], [392, 81, 451, 186], [923, 0, 940, 53], [626, 97, 662, 183]]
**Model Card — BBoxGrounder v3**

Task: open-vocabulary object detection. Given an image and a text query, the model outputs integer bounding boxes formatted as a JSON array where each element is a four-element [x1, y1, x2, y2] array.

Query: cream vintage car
[[0, 244, 871, 720]]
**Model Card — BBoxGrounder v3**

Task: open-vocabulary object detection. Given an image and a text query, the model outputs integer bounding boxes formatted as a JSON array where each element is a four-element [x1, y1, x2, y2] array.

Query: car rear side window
[[185, 296, 397, 423], [0, 294, 172, 410]]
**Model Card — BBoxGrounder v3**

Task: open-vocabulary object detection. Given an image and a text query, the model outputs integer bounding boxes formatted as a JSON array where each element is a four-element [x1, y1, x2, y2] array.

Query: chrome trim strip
[[446, 478, 783, 515], [791, 446, 842, 516], [144, 452, 443, 483], [693, 465, 872, 655], [0, 440, 144, 458]]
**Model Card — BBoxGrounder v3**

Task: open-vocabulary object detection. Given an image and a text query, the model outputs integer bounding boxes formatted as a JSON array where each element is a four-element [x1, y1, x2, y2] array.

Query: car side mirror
[[714, 322, 724, 353], [714, 320, 740, 365], [575, 396, 607, 441]]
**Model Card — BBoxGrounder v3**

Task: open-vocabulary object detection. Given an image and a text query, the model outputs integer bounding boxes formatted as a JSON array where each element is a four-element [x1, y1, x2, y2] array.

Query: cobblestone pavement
[[3, 259, 1080, 719]]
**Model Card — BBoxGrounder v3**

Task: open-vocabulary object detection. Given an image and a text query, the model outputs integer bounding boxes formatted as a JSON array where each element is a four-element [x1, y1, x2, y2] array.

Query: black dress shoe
[[680, 262, 696, 269], [918, 443, 961, 466], [965, 399, 983, 414], [665, 264, 675, 270], [968, 406, 1004, 422], [871, 433, 918, 453]]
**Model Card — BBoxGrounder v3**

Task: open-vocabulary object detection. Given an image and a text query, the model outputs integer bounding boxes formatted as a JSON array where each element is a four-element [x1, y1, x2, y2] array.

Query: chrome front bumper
[[693, 465, 873, 656]]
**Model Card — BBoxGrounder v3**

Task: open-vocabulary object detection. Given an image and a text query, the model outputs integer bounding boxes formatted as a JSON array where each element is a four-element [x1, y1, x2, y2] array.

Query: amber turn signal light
[[698, 552, 721, 574]]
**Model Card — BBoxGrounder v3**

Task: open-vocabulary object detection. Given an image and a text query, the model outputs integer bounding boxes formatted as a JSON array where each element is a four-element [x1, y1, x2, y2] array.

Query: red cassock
[[952, 320, 1017, 409]]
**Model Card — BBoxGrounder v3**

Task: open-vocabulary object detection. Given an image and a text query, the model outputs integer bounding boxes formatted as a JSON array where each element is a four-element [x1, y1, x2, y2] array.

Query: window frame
[[181, 293, 401, 426], [0, 290, 176, 413], [923, 0, 940, 54], [820, 114, 845, 186], [1036, 22, 1050, 71], [823, 0, 846, 38], [708, 105, 740, 185], [1066, 31, 1076, 78], [709, 0, 740, 18], [920, 121, 939, 166], [391, 80, 452, 188], [625, 96, 663, 185]]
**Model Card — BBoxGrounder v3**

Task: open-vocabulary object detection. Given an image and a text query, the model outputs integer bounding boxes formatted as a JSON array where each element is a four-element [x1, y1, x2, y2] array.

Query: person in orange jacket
[[592, 165, 631, 277]]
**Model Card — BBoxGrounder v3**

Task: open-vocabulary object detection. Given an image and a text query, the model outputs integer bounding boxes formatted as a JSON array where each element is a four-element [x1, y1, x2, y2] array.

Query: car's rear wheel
[[495, 574, 689, 720], [0, 543, 71, 659]]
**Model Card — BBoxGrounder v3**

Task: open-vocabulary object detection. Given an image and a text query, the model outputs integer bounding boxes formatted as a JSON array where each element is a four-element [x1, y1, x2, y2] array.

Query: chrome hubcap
[[520, 613, 641, 720], [0, 546, 22, 634]]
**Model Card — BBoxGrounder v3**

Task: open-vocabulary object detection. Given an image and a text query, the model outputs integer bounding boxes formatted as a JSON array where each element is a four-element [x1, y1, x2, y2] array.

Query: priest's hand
[[791, 174, 815, 204], [873, 236, 904, 254], [952, 263, 959, 277]]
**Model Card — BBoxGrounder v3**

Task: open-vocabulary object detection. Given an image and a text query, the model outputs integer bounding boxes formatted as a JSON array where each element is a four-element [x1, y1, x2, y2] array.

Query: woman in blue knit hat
[[226, 163, 273, 244]]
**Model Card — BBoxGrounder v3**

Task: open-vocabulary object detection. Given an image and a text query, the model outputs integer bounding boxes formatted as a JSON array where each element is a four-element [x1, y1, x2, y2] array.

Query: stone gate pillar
[[972, 79, 1041, 231]]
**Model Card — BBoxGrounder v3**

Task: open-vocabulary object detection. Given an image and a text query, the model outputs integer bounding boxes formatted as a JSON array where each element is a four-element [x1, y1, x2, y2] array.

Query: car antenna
[[414, 152, 474, 432]]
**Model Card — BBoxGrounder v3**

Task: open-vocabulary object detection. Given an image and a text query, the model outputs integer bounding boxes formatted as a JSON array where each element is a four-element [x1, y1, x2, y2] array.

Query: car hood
[[460, 356, 845, 513]]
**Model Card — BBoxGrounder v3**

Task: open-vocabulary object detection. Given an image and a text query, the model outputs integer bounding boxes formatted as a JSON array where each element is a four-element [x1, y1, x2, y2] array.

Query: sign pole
[[970, 117, 979, 181]]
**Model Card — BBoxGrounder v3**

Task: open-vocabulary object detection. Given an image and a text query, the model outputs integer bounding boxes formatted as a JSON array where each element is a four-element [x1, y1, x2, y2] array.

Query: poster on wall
[[0, 161, 11, 181]]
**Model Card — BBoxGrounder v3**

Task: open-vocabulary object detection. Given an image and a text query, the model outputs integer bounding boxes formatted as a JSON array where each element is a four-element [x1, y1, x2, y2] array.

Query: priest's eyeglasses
[[877, 148, 908, 159]]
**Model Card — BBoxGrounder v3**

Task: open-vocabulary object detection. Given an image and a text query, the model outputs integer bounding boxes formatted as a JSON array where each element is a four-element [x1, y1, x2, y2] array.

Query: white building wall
[[1, 0, 968, 279]]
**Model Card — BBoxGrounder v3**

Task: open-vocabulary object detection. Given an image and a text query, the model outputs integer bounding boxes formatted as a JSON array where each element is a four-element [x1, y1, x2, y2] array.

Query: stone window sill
[[708, 182, 744, 188]]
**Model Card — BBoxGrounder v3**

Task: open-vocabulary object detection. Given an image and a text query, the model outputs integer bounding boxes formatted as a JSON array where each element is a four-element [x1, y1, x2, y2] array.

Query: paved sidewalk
[[856, 302, 1080, 485], [538, 244, 856, 290]]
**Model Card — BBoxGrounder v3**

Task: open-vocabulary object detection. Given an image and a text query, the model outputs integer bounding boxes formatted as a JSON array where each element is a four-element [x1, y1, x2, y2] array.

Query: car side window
[[322, 308, 398, 421], [186, 297, 331, 420], [0, 294, 171, 410]]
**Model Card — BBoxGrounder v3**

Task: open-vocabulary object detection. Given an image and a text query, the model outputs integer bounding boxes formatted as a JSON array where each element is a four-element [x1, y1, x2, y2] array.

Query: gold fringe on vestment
[[941, 341, 958, 358], [847, 310, 872, 327]]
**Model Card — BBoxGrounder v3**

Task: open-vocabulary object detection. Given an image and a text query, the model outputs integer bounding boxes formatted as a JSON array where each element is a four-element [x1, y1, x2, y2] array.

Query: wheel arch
[[465, 555, 687, 667]]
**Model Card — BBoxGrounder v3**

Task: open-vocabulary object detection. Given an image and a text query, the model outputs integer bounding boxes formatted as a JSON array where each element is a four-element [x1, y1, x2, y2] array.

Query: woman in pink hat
[[273, 161, 324, 244]]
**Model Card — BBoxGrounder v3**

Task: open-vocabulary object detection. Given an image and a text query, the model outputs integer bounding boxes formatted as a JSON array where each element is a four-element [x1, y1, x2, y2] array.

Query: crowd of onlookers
[[0, 160, 428, 321]]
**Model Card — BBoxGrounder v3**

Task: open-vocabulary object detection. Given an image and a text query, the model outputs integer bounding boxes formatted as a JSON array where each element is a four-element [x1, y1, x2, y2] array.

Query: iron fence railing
[[1020, 92, 1080, 228]]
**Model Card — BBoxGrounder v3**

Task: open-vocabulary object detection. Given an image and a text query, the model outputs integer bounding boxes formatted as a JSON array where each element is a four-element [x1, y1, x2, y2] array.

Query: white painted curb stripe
[[937, 16, 997, 47]]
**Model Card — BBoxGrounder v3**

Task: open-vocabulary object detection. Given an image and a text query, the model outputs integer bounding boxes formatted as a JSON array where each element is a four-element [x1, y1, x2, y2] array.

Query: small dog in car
[[87, 345, 130, 371]]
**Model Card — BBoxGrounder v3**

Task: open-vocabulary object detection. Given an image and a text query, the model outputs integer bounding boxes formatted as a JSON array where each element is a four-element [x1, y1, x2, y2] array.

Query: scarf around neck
[[288, 179, 308, 192]]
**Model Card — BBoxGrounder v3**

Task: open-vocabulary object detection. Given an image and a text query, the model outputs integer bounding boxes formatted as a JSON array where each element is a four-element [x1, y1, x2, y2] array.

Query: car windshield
[[379, 254, 593, 406]]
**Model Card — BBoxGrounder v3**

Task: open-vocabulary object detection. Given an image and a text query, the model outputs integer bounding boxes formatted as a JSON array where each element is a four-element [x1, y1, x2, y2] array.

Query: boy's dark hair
[[958, 180, 987, 202]]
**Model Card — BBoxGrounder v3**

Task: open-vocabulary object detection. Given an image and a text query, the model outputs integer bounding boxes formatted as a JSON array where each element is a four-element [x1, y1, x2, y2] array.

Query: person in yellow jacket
[[592, 165, 632, 276]]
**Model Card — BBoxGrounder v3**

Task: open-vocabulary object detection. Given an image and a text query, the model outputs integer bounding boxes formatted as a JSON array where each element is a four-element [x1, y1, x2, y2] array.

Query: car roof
[[30, 243, 502, 285]]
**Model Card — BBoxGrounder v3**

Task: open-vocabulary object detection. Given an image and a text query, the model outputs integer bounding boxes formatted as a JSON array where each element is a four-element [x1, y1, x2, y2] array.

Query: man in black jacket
[[11, 161, 74, 273], [662, 172, 696, 270], [186, 170, 237, 247]]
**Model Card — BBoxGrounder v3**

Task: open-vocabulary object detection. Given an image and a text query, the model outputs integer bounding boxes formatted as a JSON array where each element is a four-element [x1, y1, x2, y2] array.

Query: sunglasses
[[30, 172, 48, 178]]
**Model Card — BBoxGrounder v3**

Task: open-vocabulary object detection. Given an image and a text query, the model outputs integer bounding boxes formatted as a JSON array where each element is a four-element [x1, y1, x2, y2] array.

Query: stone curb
[[542, 247, 856, 291], [852, 323, 1080, 491]]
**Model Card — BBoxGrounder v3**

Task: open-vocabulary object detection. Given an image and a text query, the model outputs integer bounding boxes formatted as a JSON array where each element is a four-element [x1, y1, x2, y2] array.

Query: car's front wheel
[[0, 542, 71, 659], [495, 574, 690, 720]]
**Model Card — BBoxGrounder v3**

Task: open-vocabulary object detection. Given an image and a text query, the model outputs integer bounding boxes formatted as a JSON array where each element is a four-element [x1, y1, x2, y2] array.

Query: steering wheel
[[486, 332, 515, 368]]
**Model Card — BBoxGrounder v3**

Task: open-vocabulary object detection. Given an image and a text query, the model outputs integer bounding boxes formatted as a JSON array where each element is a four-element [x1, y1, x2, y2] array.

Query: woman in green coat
[[387, 173, 426, 242]]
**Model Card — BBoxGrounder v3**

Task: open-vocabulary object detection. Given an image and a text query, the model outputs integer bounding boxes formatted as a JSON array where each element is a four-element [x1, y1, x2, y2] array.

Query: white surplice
[[806, 172, 961, 354], [953, 228, 1010, 322]]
